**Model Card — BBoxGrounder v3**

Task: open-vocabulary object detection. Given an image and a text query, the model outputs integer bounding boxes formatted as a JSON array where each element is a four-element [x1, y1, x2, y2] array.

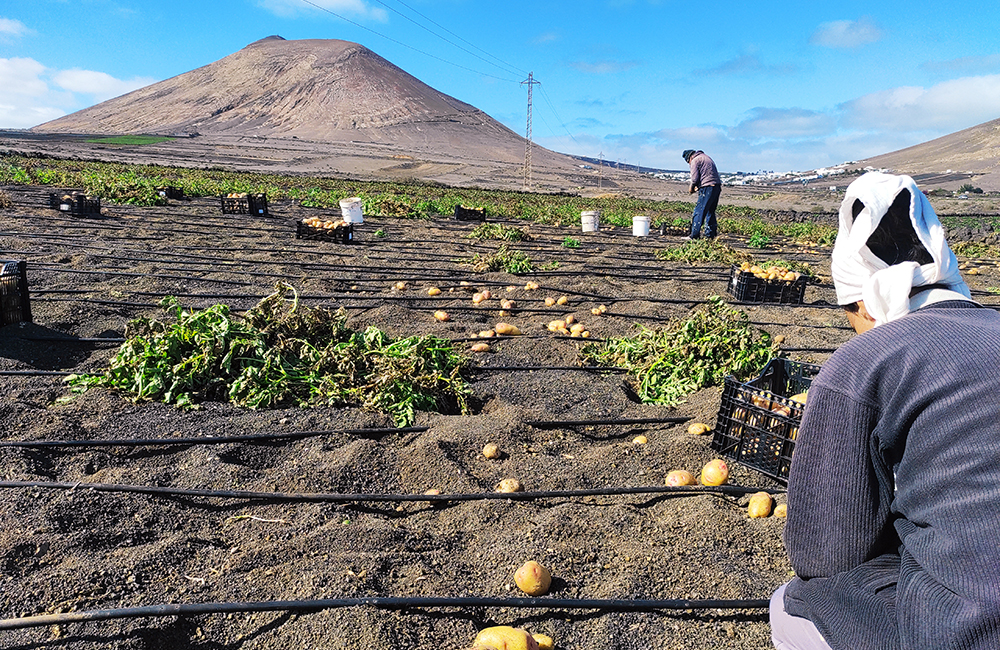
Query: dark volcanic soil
[[1, 185, 998, 650]]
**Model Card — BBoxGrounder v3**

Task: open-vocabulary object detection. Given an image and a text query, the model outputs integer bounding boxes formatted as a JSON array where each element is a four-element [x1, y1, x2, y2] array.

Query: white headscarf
[[831, 172, 971, 326]]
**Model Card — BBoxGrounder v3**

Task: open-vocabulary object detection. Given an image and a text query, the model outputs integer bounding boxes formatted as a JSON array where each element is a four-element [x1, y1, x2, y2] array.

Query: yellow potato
[[687, 422, 710, 436], [547, 320, 566, 331], [632, 435, 647, 444], [427, 287, 441, 296], [532, 633, 554, 650], [433, 310, 450, 322], [473, 626, 540, 650], [478, 330, 496, 338], [570, 323, 585, 334], [700, 459, 729, 486], [556, 296, 569, 305], [598, 304, 608, 313], [471, 342, 490, 353], [494, 323, 522, 336], [564, 314, 575, 325], [665, 470, 696, 486], [394, 281, 407, 291], [591, 307, 602, 316], [514, 560, 551, 596], [544, 297, 556, 306], [482, 443, 500, 459], [747, 491, 773, 518], [496, 478, 523, 493], [473, 293, 487, 304], [774, 503, 788, 518]]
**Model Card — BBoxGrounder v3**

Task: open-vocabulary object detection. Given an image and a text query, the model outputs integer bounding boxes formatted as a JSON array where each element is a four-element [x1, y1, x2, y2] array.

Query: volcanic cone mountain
[[861, 116, 1000, 191], [32, 36, 551, 168]]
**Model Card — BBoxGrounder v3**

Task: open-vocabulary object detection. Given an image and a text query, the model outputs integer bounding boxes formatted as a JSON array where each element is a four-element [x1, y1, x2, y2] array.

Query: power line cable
[[384, 0, 527, 76], [297, 0, 520, 83], [369, 0, 526, 78], [539, 84, 582, 147]]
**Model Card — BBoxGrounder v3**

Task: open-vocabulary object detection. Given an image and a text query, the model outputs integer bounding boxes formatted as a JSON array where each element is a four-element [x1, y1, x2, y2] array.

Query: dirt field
[[1, 184, 998, 650]]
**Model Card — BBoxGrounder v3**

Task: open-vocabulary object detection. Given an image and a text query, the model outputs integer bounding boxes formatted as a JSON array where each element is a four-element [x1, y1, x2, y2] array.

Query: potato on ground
[[473, 626, 539, 650], [700, 459, 729, 486], [514, 560, 552, 596], [747, 491, 773, 518], [665, 469, 697, 486]]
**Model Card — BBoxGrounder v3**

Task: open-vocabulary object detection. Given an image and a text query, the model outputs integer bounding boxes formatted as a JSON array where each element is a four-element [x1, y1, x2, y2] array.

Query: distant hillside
[[861, 117, 1000, 191], [31, 36, 577, 170]]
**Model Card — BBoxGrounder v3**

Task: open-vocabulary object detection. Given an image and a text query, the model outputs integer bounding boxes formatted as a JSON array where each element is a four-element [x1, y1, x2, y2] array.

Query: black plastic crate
[[727, 265, 808, 304], [0, 261, 31, 326], [48, 191, 101, 216], [296, 220, 354, 244], [157, 186, 184, 200], [455, 205, 486, 222], [220, 193, 268, 216], [711, 358, 821, 484]]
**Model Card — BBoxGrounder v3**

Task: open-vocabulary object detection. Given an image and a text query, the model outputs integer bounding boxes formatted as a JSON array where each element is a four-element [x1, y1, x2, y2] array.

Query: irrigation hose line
[[0, 481, 784, 503], [527, 417, 690, 427], [0, 595, 771, 631], [0, 427, 429, 449]]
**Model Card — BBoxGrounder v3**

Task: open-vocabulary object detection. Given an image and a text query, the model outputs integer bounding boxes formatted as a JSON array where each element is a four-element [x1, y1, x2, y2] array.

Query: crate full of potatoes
[[710, 358, 820, 484], [727, 262, 808, 304], [48, 191, 101, 216], [220, 193, 268, 216], [454, 205, 486, 222], [296, 217, 354, 244]]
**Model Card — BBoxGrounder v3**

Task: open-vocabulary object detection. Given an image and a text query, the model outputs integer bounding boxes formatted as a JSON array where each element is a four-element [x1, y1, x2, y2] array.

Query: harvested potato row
[[738, 261, 802, 282], [302, 216, 350, 230]]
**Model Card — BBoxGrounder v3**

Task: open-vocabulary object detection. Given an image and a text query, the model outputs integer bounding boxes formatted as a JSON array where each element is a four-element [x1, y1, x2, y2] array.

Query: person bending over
[[770, 172, 1000, 650], [682, 149, 721, 239]]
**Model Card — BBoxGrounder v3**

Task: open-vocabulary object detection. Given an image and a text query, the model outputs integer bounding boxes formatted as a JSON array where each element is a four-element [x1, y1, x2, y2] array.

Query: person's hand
[[689, 185, 696, 194]]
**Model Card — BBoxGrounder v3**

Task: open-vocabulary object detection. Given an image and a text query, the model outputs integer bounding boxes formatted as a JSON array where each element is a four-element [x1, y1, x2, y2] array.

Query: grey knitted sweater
[[783, 301, 1000, 650]]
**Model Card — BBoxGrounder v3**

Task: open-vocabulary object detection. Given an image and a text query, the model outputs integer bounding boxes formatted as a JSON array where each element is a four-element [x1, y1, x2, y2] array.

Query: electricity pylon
[[521, 72, 540, 191]]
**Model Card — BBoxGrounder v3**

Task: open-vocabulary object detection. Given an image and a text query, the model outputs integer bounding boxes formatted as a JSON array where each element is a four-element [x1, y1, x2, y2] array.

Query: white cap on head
[[831, 172, 970, 326]]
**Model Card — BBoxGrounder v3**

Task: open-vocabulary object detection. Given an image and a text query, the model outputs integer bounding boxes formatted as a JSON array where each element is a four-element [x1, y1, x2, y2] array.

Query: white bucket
[[632, 215, 650, 237], [339, 197, 364, 224], [581, 210, 600, 232]]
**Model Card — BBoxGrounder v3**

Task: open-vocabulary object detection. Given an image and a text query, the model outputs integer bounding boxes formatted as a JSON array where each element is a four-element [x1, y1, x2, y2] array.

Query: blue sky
[[3, 0, 1000, 173]]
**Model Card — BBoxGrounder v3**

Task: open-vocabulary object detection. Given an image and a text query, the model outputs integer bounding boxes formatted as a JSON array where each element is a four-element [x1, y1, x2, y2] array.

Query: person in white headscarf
[[830, 171, 973, 328], [770, 172, 1000, 650]]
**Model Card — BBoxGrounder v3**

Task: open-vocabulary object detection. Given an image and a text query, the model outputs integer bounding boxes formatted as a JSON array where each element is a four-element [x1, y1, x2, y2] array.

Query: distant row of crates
[[48, 192, 100, 216]]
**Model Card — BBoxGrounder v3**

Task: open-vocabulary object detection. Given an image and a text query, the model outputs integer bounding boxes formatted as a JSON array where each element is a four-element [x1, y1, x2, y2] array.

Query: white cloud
[[0, 57, 49, 97], [0, 57, 159, 129], [53, 69, 156, 102], [811, 17, 882, 49], [569, 60, 638, 74], [732, 107, 837, 140], [839, 74, 1000, 132], [256, 0, 387, 21], [697, 54, 797, 77], [0, 17, 32, 37], [921, 54, 1000, 75]]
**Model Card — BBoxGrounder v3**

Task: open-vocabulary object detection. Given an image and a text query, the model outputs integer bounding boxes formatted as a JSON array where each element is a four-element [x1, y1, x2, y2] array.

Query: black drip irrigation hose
[[32, 265, 254, 287], [0, 427, 428, 449], [527, 417, 690, 428], [0, 481, 785, 503], [476, 365, 628, 373], [0, 595, 771, 631]]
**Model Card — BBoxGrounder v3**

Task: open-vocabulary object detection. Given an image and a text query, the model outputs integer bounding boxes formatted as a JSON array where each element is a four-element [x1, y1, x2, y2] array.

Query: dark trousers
[[690, 184, 721, 238]]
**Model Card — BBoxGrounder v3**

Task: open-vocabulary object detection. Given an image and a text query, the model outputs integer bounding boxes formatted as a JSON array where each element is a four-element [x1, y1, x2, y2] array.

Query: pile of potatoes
[[302, 216, 350, 230], [737, 262, 803, 282]]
